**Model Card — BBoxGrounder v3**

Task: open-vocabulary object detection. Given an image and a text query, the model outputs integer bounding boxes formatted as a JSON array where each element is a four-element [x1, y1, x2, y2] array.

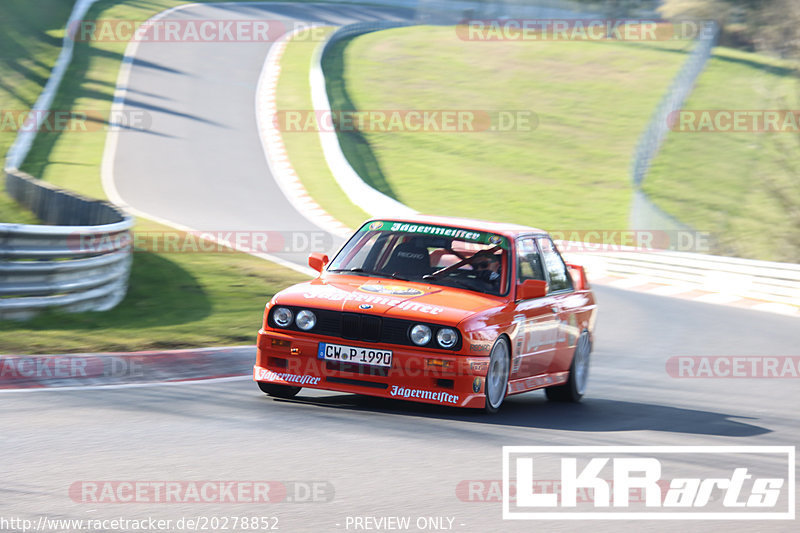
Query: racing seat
[[518, 253, 546, 282], [383, 241, 431, 278]]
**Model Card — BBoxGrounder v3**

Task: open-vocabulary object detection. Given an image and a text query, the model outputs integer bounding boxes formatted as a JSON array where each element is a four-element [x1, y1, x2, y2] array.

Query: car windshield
[[328, 221, 510, 296]]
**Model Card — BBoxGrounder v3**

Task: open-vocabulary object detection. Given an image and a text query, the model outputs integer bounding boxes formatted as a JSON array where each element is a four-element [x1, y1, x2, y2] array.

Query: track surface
[[3, 286, 798, 531], [8, 3, 797, 532]]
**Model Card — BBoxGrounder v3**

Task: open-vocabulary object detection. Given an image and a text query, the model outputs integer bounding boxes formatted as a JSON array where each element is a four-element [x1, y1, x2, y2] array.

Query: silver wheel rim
[[574, 333, 591, 395], [486, 340, 509, 409]]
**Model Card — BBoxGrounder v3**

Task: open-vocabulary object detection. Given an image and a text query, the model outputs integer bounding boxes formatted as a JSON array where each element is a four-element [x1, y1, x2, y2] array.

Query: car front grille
[[268, 306, 461, 350], [319, 310, 396, 344]]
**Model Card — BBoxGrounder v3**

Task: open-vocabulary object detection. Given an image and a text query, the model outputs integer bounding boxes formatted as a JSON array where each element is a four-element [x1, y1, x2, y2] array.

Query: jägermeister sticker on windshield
[[362, 220, 508, 248]]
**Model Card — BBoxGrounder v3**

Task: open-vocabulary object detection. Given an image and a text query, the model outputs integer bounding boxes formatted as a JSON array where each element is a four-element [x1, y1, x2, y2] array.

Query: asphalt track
[[3, 285, 799, 531], [107, 3, 413, 266], [4, 3, 798, 532]]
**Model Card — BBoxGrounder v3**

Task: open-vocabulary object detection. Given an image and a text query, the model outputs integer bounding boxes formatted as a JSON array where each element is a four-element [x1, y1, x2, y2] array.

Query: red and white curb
[[0, 346, 255, 390], [589, 274, 799, 317], [255, 26, 352, 240]]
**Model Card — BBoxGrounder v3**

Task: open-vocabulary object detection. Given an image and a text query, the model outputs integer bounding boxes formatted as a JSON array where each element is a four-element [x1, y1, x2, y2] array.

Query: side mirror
[[516, 279, 548, 300], [308, 253, 329, 273], [566, 263, 589, 291]]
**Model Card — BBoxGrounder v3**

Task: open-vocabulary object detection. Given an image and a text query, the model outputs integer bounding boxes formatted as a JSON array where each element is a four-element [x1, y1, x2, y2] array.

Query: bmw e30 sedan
[[254, 215, 596, 413]]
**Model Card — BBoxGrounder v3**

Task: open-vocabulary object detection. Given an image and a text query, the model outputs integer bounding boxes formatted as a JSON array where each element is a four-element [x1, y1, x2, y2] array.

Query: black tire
[[258, 381, 301, 398], [545, 331, 591, 403], [484, 337, 510, 414]]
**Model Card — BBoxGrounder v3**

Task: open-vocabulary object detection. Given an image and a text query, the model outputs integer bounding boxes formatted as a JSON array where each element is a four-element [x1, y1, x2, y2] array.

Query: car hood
[[273, 275, 503, 324]]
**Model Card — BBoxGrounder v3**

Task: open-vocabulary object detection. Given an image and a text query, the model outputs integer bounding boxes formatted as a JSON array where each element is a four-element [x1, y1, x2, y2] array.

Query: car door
[[535, 236, 579, 375], [510, 237, 561, 380]]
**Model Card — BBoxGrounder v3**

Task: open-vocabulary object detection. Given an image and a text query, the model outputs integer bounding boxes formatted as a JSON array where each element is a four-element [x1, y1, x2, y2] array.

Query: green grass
[[1, 0, 312, 352], [276, 28, 370, 229], [0, 185, 39, 224], [324, 27, 691, 231], [644, 48, 800, 262], [0, 0, 73, 223]]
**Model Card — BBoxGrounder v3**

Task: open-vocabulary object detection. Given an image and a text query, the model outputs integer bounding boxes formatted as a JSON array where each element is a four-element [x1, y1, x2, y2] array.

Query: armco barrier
[[1, 169, 133, 320], [312, 21, 418, 218], [628, 21, 719, 232], [2, 0, 133, 321]]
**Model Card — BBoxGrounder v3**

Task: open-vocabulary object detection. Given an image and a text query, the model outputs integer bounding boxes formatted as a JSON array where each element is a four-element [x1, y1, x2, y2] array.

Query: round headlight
[[273, 307, 293, 328], [436, 328, 458, 348], [410, 324, 432, 346], [296, 310, 317, 331]]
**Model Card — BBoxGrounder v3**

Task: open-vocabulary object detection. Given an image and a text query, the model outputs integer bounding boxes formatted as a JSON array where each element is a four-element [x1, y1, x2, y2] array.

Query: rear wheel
[[545, 331, 591, 402], [484, 337, 510, 414], [258, 382, 301, 398]]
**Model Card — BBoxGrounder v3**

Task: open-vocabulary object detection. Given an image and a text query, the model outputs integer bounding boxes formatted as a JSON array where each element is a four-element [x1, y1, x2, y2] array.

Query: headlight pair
[[272, 307, 316, 331], [410, 324, 458, 349]]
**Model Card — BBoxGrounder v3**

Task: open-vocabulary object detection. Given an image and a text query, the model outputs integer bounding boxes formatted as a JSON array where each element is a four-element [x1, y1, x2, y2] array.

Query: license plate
[[317, 342, 393, 368]]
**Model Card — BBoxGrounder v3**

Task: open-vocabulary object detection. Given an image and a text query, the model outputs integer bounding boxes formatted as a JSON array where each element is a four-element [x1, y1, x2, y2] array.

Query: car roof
[[365, 214, 547, 238]]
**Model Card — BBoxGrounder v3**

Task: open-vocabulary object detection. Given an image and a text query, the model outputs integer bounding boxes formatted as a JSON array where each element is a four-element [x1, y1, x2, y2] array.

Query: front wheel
[[545, 331, 591, 402], [258, 381, 301, 398], [484, 337, 510, 414]]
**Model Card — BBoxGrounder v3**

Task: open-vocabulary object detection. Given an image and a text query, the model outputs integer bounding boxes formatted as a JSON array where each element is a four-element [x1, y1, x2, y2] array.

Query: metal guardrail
[[313, 21, 418, 217], [415, 0, 604, 23], [629, 21, 719, 231], [1, 169, 133, 320], [1, 0, 133, 321], [631, 22, 719, 188], [322, 21, 413, 52]]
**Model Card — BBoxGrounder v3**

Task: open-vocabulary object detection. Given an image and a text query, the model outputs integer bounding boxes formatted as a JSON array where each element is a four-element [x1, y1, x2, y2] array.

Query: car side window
[[516, 238, 546, 282], [536, 237, 573, 292]]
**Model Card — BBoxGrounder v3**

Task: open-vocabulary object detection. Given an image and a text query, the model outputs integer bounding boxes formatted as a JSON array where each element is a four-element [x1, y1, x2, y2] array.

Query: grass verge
[[644, 48, 800, 262], [324, 27, 690, 231], [276, 28, 371, 229], [0, 0, 72, 223], [1, 0, 311, 353]]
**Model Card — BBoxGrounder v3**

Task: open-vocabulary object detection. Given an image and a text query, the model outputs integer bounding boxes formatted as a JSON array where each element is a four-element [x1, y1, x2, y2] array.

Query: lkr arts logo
[[503, 446, 794, 519]]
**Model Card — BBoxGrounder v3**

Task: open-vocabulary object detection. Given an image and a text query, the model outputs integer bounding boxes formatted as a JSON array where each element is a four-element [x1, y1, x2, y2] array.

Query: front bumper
[[254, 330, 488, 409]]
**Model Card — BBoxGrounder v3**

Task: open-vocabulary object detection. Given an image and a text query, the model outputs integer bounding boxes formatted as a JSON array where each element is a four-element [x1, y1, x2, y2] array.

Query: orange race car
[[254, 215, 597, 413]]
